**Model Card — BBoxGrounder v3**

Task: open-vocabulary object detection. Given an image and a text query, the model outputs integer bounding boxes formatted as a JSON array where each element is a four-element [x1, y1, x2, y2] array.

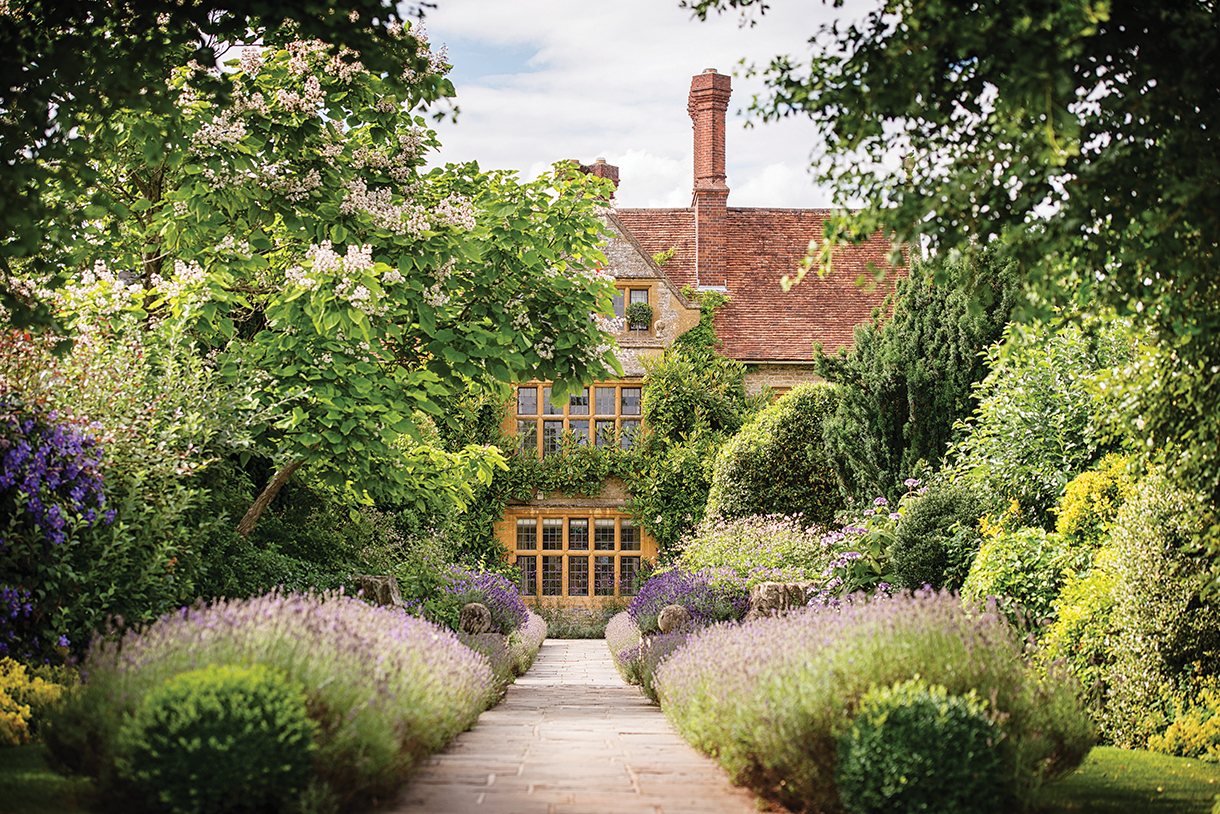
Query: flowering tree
[[32, 22, 621, 535]]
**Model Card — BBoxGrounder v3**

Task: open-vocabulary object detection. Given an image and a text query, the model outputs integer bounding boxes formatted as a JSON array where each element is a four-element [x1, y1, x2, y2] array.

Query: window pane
[[542, 556, 563, 596], [630, 289, 649, 305], [542, 420, 563, 456], [541, 518, 563, 550], [517, 386, 538, 416], [594, 519, 616, 550], [568, 518, 589, 551], [517, 556, 537, 596], [569, 420, 590, 444], [595, 387, 616, 415], [620, 520, 641, 551], [516, 518, 537, 550], [569, 387, 589, 415], [568, 556, 589, 596], [594, 556, 616, 596], [542, 386, 562, 415], [621, 387, 641, 416], [620, 557, 641, 596], [613, 291, 624, 318], [595, 420, 616, 448], [620, 420, 640, 450], [517, 420, 537, 454]]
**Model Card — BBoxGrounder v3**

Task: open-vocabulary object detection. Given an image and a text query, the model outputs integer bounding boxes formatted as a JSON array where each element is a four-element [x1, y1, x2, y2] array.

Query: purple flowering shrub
[[619, 631, 690, 704], [507, 611, 548, 675], [0, 398, 113, 659], [425, 564, 528, 635], [46, 591, 494, 812], [674, 513, 832, 583], [628, 568, 750, 635], [605, 611, 641, 682], [655, 590, 1093, 813]]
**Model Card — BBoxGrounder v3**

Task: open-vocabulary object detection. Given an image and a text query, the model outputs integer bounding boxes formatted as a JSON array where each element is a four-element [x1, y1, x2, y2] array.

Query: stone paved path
[[385, 639, 760, 814]]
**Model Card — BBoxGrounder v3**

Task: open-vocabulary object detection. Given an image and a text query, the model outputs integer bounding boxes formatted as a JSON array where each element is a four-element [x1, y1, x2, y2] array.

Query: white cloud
[[416, 0, 881, 209]]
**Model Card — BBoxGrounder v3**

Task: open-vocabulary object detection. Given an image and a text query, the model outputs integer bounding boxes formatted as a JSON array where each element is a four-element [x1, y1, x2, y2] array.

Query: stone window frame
[[515, 381, 643, 455], [509, 512, 647, 600], [612, 282, 657, 334]]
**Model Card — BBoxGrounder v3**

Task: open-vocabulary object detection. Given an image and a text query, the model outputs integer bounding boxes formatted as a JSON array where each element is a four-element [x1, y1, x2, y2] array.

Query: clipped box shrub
[[116, 663, 316, 814], [655, 590, 1093, 813], [705, 382, 842, 525], [836, 678, 1003, 814], [46, 591, 494, 812], [888, 480, 993, 592]]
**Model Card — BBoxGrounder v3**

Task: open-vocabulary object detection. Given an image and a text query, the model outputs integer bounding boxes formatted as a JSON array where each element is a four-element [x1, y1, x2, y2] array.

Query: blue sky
[[414, 0, 878, 209]]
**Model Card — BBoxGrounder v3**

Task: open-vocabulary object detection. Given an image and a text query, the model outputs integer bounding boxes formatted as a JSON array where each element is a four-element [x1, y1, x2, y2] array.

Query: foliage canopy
[[687, 0, 1220, 558]]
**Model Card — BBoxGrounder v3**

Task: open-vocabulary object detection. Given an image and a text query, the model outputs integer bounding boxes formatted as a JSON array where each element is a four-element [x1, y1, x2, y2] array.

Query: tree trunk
[[236, 458, 306, 538]]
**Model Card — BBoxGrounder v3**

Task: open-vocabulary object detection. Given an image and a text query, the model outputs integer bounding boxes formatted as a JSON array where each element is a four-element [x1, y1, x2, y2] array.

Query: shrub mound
[[888, 480, 991, 591], [655, 590, 1093, 813], [836, 678, 1003, 814], [117, 663, 316, 814], [705, 382, 841, 525], [673, 513, 830, 583], [46, 591, 494, 812]]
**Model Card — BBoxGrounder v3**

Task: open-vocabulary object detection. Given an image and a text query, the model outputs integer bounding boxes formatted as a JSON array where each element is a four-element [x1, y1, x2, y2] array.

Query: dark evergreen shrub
[[836, 678, 1004, 814], [889, 481, 994, 591], [705, 382, 841, 525], [816, 248, 1017, 502], [117, 663, 316, 814]]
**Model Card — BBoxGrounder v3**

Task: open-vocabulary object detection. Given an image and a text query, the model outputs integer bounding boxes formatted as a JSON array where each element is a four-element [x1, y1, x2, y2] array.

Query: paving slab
[[383, 639, 760, 814]]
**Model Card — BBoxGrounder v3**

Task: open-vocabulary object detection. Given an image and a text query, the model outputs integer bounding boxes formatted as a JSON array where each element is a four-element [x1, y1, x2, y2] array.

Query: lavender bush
[[674, 513, 830, 582], [507, 611, 548, 675], [655, 590, 1093, 813], [46, 591, 494, 813], [605, 611, 641, 682], [427, 564, 528, 635], [619, 632, 690, 704], [628, 568, 750, 635]]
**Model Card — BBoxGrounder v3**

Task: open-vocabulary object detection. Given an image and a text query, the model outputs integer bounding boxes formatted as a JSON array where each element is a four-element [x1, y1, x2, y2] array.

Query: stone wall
[[743, 364, 822, 396]]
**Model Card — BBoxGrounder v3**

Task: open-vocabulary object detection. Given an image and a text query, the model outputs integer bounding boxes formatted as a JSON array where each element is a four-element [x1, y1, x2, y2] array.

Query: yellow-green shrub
[[0, 657, 65, 745], [1038, 545, 1119, 717], [1149, 678, 1220, 762], [1054, 454, 1136, 549]]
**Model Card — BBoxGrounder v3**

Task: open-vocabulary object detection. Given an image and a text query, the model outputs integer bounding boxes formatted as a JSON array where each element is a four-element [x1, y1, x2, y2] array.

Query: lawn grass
[[1038, 746, 1220, 814], [0, 744, 93, 814]]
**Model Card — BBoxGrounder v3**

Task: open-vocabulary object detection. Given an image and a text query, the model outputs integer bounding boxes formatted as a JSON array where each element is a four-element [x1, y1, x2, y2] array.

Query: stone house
[[497, 69, 904, 607]]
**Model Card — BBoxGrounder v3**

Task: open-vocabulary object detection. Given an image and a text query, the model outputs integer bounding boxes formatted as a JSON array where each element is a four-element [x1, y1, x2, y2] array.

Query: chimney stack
[[689, 68, 731, 289]]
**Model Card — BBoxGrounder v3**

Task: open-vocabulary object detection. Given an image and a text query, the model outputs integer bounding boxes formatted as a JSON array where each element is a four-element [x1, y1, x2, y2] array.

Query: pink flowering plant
[[47, 591, 495, 812], [671, 513, 831, 583]]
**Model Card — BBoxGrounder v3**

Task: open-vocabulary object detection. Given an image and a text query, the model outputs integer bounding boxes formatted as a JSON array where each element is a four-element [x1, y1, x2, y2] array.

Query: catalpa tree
[[39, 20, 621, 534]]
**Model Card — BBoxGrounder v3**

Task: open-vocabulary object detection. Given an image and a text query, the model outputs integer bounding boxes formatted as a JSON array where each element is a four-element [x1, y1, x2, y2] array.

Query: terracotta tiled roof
[[615, 206, 904, 361]]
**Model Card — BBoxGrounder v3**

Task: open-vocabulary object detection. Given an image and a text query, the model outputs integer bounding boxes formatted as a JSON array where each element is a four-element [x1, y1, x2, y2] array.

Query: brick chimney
[[689, 68, 731, 289], [574, 157, 620, 191]]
